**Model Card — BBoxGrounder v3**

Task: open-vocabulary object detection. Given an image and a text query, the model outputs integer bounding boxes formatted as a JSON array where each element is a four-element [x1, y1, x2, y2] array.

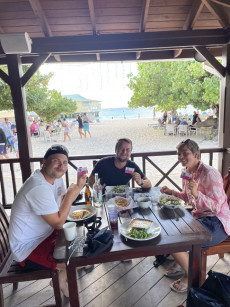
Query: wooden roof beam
[[88, 0, 100, 61], [210, 0, 230, 8], [29, 0, 61, 62], [136, 0, 150, 60], [202, 0, 229, 27], [26, 29, 227, 54], [0, 69, 10, 85], [174, 0, 204, 58], [194, 45, 226, 77], [21, 53, 51, 87]]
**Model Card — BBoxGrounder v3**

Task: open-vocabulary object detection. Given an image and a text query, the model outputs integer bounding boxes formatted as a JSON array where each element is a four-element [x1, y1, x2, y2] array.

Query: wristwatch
[[140, 179, 144, 186]]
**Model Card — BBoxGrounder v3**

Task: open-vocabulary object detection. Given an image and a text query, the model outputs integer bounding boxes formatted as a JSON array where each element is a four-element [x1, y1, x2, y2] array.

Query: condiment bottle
[[85, 178, 92, 205]]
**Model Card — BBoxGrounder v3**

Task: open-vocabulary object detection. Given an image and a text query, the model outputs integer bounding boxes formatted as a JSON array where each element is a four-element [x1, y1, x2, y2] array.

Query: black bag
[[83, 217, 113, 258], [187, 270, 230, 307]]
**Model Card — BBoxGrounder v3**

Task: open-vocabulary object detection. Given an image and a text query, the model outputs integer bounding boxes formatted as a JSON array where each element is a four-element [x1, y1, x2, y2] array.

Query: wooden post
[[6, 54, 33, 182], [220, 45, 230, 176]]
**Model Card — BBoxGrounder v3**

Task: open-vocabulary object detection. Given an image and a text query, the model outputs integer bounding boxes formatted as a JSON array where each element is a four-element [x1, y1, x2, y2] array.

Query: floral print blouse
[[172, 161, 230, 235]]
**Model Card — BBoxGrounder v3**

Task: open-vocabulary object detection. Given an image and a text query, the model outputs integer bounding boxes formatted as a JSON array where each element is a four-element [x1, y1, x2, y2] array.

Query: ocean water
[[99, 106, 196, 120], [99, 107, 155, 120]]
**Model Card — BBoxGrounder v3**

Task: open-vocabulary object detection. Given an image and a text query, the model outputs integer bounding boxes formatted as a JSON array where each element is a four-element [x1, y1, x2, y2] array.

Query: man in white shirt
[[9, 144, 86, 297]]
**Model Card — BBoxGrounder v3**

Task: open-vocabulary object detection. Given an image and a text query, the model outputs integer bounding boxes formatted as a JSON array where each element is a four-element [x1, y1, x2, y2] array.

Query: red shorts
[[19, 230, 58, 270]]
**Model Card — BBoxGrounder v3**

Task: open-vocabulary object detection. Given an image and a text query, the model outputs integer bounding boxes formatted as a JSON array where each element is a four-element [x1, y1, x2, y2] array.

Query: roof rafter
[[28, 0, 61, 62], [136, 0, 151, 60], [210, 0, 230, 7], [202, 0, 229, 27], [174, 0, 204, 58], [194, 45, 226, 77], [87, 0, 100, 61]]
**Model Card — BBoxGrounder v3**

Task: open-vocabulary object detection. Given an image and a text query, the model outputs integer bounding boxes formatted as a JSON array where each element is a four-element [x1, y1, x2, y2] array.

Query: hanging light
[[194, 51, 206, 63]]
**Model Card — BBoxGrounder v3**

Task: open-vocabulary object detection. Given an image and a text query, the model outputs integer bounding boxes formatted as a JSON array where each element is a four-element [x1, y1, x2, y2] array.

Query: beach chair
[[177, 125, 188, 136], [165, 124, 176, 136]]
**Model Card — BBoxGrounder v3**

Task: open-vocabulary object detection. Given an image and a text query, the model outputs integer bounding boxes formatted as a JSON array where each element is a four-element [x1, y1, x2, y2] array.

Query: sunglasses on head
[[181, 139, 190, 145]]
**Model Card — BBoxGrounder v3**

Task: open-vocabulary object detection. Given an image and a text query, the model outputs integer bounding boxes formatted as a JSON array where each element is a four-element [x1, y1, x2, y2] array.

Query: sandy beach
[[28, 118, 216, 157]]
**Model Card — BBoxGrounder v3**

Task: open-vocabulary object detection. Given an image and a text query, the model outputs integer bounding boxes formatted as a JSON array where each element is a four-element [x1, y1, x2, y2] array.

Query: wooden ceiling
[[0, 0, 230, 64]]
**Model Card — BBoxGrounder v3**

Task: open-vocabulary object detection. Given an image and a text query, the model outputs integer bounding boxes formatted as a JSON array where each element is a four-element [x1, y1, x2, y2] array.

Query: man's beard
[[117, 157, 128, 163]]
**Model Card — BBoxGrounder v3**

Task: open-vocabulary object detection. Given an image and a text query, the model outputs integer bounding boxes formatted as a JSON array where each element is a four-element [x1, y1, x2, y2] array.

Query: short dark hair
[[176, 139, 200, 159], [115, 138, 132, 152]]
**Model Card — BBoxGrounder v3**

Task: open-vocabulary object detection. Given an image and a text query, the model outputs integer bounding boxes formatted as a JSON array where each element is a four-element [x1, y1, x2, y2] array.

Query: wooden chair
[[0, 204, 62, 306], [200, 169, 230, 284]]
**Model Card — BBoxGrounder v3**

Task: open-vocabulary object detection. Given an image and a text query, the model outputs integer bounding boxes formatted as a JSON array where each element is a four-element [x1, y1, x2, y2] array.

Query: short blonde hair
[[176, 139, 200, 159]]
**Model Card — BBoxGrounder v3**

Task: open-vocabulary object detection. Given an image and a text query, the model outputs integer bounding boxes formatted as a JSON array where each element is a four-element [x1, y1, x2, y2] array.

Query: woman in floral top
[[161, 139, 230, 293]]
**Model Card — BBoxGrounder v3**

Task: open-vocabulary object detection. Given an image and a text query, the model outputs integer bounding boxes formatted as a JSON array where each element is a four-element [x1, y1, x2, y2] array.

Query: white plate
[[159, 202, 181, 210], [119, 219, 161, 241], [67, 205, 96, 221]]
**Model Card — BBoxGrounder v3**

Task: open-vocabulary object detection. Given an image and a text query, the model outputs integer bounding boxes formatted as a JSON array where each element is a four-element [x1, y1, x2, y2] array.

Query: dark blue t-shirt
[[92, 156, 145, 186]]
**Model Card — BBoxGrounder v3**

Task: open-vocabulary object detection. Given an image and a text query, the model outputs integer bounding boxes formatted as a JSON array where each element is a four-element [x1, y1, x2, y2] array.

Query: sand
[[29, 118, 216, 157]]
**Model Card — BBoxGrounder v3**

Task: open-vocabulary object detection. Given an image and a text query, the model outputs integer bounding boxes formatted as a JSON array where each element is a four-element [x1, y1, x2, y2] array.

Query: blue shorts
[[172, 117, 177, 122], [197, 216, 228, 247], [0, 144, 7, 154]]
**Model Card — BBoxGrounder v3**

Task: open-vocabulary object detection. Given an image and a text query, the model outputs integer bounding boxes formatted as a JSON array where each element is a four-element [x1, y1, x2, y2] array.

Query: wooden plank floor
[[3, 254, 230, 307]]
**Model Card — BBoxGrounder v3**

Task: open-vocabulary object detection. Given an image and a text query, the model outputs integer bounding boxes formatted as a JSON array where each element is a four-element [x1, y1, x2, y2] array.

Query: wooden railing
[[0, 147, 224, 209]]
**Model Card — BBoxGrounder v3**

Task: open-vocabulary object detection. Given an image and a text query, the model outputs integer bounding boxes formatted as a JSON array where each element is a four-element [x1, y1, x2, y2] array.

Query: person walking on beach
[[76, 114, 84, 139], [162, 111, 167, 123], [82, 113, 91, 138], [89, 138, 152, 188], [9, 144, 87, 297], [61, 119, 71, 142], [0, 127, 9, 159]]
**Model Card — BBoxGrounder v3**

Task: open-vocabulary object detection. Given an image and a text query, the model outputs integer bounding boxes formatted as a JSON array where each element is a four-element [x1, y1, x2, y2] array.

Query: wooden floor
[[3, 254, 230, 307]]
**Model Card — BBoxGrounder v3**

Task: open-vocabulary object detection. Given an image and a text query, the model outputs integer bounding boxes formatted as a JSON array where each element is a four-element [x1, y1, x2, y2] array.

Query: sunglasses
[[181, 139, 190, 145]]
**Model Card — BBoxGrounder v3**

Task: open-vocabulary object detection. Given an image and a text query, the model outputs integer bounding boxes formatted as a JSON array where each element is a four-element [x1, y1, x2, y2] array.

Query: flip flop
[[170, 279, 188, 293], [164, 266, 185, 277]]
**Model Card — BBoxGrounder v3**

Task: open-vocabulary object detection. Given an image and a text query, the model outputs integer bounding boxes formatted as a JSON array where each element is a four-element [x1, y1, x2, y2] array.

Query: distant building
[[63, 94, 101, 121], [0, 110, 15, 123]]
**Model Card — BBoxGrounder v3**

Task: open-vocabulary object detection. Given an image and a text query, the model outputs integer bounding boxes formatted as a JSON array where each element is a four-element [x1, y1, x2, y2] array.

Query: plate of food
[[67, 205, 96, 222], [106, 185, 128, 196], [119, 218, 161, 241], [159, 195, 182, 209], [114, 196, 132, 211]]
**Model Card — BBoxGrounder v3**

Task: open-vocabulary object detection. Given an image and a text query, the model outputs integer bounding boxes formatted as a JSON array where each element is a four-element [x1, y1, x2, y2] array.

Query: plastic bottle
[[93, 173, 103, 207], [85, 178, 92, 205]]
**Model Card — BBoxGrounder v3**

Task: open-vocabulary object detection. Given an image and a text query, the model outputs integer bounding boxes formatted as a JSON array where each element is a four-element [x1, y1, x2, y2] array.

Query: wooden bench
[[200, 170, 230, 284], [0, 204, 62, 306]]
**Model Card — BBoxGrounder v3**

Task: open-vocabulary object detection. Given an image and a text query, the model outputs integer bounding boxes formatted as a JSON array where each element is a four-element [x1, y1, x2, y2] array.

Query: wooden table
[[53, 201, 211, 306]]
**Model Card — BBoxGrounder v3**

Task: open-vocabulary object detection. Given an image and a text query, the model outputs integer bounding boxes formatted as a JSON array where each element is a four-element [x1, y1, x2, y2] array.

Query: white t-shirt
[[9, 169, 66, 262]]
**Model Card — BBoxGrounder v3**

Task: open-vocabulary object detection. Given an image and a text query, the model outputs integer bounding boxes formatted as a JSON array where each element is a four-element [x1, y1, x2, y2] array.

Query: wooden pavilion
[[0, 0, 230, 183]]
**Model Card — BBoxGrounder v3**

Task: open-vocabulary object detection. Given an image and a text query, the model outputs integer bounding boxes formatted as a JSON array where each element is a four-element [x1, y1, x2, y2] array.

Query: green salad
[[160, 196, 180, 206], [126, 228, 152, 239], [113, 185, 126, 193]]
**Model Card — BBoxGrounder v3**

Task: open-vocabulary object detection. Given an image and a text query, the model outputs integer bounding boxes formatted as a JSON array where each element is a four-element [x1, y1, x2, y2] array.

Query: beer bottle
[[85, 178, 92, 205]]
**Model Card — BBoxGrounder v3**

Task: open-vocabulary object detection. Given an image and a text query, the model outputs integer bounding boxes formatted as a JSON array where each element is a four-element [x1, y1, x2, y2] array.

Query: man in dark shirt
[[89, 138, 152, 188]]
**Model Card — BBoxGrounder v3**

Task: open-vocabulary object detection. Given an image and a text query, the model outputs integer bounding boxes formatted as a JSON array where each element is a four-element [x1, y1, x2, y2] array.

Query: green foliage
[[127, 61, 220, 111], [0, 65, 76, 122]]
